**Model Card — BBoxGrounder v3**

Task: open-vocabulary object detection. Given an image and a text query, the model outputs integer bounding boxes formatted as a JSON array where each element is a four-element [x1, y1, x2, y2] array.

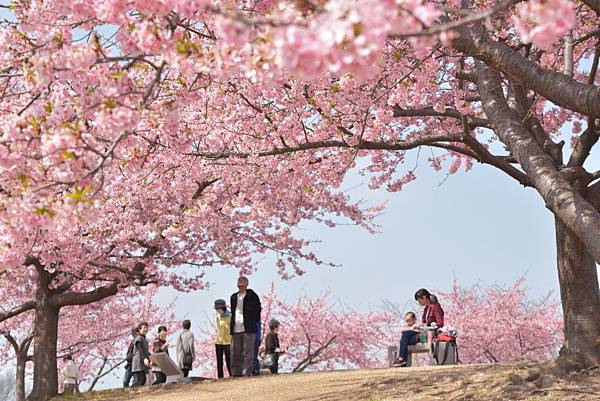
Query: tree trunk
[[16, 353, 27, 401], [555, 217, 600, 366], [28, 271, 60, 401]]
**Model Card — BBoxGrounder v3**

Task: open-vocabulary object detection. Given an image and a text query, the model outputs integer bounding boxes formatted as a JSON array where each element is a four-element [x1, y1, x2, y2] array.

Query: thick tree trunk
[[28, 304, 59, 401], [28, 269, 60, 401], [555, 218, 600, 366]]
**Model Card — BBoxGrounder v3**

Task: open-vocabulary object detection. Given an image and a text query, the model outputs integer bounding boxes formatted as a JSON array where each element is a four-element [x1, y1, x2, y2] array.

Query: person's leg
[[139, 372, 147, 386], [252, 337, 260, 376], [123, 366, 132, 387], [130, 370, 138, 387], [216, 344, 224, 378], [224, 345, 232, 377], [242, 333, 257, 376], [398, 331, 419, 361], [269, 355, 279, 374], [230, 333, 244, 377], [182, 368, 189, 378], [153, 372, 166, 385], [132, 371, 145, 387]]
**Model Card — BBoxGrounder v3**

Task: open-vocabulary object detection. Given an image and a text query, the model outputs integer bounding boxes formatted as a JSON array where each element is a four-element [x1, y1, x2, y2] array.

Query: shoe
[[392, 359, 407, 367]]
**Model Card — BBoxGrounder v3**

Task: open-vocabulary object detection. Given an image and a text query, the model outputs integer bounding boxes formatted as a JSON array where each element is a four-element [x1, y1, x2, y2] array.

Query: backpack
[[182, 349, 193, 368]]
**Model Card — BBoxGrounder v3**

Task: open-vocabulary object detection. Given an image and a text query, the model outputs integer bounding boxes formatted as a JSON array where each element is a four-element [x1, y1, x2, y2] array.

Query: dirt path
[[55, 364, 600, 401]]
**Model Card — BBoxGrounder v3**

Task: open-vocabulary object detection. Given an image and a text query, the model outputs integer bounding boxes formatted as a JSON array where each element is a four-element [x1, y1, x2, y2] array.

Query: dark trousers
[[63, 383, 76, 394], [182, 368, 190, 378], [215, 344, 232, 378], [153, 371, 166, 385], [123, 366, 133, 387], [252, 338, 260, 376], [231, 332, 256, 377], [399, 330, 419, 361], [132, 371, 147, 387]]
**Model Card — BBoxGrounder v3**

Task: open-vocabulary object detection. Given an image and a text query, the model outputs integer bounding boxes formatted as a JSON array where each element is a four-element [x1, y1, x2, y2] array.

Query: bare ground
[[53, 363, 600, 401]]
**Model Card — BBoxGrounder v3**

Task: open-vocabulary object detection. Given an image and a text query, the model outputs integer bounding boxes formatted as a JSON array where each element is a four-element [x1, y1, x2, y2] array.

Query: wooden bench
[[387, 342, 434, 367]]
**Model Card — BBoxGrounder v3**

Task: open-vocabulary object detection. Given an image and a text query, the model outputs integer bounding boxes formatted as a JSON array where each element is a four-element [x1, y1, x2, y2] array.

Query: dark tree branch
[[192, 178, 220, 200], [1, 331, 19, 353], [568, 121, 599, 167], [459, 117, 532, 187], [292, 335, 337, 373], [51, 283, 118, 308], [189, 133, 465, 159], [0, 301, 36, 323], [392, 104, 490, 128]]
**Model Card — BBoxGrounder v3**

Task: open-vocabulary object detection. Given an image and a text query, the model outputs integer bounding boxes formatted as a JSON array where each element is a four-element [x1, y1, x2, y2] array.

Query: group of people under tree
[[60, 280, 442, 393], [113, 276, 285, 392]]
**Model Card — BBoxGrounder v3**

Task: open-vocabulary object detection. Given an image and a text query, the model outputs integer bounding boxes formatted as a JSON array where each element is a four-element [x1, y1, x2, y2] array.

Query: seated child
[[402, 311, 420, 333], [393, 312, 420, 367]]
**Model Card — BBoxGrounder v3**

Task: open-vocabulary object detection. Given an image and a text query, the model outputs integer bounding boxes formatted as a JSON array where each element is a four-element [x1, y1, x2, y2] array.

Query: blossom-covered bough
[[0, 0, 599, 399]]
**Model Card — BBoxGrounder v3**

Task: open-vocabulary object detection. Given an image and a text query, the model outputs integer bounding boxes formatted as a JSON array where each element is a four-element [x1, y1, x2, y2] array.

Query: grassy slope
[[53, 363, 600, 401]]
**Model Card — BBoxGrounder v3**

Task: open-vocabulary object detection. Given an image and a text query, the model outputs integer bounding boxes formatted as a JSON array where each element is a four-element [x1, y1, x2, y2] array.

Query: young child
[[402, 312, 420, 332], [264, 319, 286, 374], [214, 299, 232, 378], [394, 312, 420, 367]]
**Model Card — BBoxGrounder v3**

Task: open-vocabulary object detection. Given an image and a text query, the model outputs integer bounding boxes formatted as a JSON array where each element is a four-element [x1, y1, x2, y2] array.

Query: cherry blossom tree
[[1, 0, 600, 398], [439, 277, 564, 364], [0, 286, 171, 400]]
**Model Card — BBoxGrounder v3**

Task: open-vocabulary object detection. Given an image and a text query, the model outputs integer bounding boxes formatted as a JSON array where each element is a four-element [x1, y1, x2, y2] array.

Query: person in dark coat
[[131, 322, 151, 386], [123, 327, 139, 387], [264, 319, 286, 374], [229, 276, 262, 377]]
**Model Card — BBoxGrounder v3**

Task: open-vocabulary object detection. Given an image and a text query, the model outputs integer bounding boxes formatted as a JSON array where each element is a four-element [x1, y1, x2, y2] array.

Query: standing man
[[230, 276, 262, 377], [151, 326, 170, 384], [176, 320, 195, 377]]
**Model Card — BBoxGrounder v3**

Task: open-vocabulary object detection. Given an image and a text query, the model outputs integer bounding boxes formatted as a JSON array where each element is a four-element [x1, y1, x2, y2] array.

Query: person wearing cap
[[213, 299, 232, 378], [230, 276, 262, 377], [264, 319, 286, 374]]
